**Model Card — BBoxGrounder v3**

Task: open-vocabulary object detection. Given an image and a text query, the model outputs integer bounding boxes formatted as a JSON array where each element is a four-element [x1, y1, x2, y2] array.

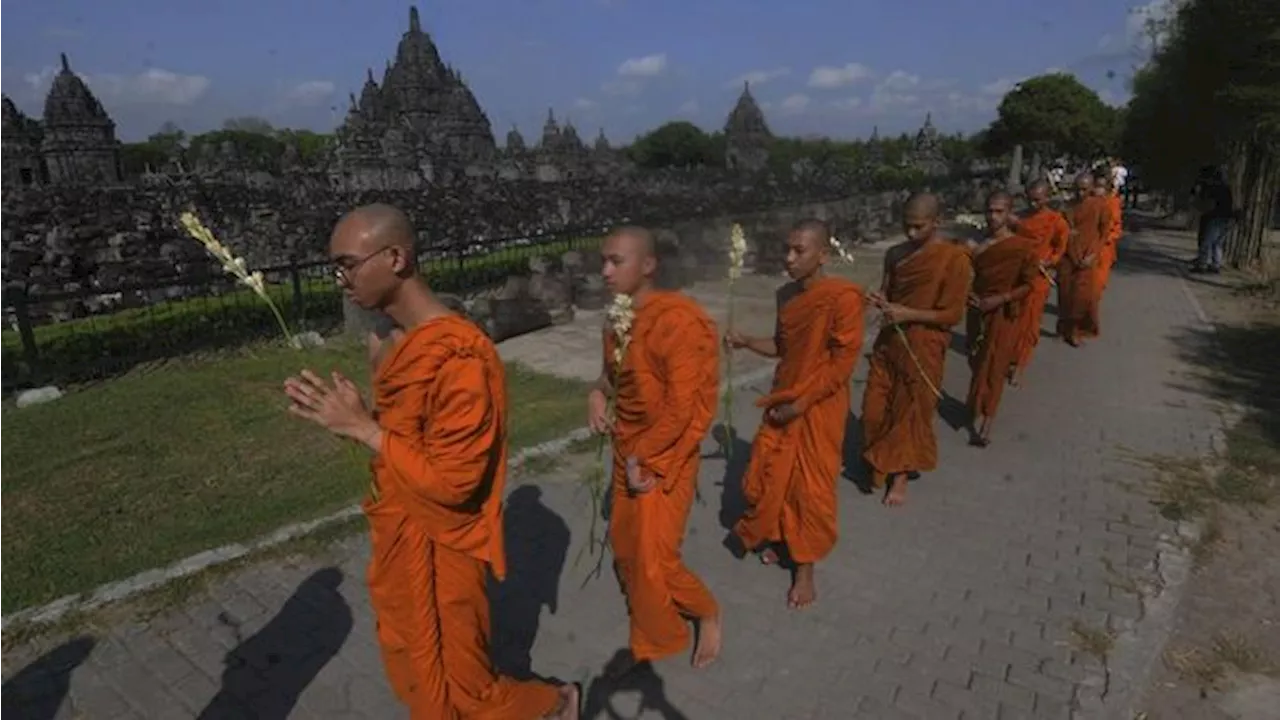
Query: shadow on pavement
[[582, 649, 690, 720], [1, 636, 96, 720], [491, 484, 572, 680], [709, 422, 752, 533], [198, 567, 352, 719]]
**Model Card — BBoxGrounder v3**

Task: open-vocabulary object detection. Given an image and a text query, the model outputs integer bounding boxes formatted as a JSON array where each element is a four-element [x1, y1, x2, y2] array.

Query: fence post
[[289, 261, 305, 329], [14, 287, 42, 385]]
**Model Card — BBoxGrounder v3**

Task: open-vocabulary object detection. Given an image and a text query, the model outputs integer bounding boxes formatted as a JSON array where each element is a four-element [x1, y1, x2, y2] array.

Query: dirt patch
[[1136, 231, 1280, 720]]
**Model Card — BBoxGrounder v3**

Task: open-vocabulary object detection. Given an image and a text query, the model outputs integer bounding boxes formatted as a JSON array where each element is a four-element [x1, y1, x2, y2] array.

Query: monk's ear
[[642, 253, 658, 278], [391, 247, 413, 276]]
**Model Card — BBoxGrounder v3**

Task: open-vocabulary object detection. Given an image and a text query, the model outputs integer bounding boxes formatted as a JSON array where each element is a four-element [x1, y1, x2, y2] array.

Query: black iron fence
[[2, 229, 605, 391]]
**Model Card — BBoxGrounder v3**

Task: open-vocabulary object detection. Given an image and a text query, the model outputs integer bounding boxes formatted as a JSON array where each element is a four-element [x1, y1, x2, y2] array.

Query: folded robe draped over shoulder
[[861, 241, 971, 478], [966, 237, 1038, 420], [1011, 208, 1070, 373], [605, 291, 720, 663], [363, 315, 560, 720], [1057, 196, 1113, 342], [733, 277, 864, 564]]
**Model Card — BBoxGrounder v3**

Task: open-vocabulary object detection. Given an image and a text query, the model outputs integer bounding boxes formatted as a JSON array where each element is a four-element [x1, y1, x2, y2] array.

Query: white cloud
[[863, 70, 924, 113], [780, 93, 811, 115], [677, 99, 699, 115], [829, 97, 863, 110], [980, 78, 1017, 97], [726, 68, 790, 89], [282, 80, 335, 108], [574, 97, 598, 110], [880, 70, 921, 92], [617, 53, 667, 78], [807, 63, 874, 89], [22, 65, 211, 107]]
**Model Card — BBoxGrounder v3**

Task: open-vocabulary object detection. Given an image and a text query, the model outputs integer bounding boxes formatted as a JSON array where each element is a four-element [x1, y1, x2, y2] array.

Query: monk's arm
[[376, 356, 496, 507], [633, 315, 715, 484], [591, 328, 614, 395], [792, 292, 865, 413], [737, 334, 779, 358], [1049, 217, 1070, 263]]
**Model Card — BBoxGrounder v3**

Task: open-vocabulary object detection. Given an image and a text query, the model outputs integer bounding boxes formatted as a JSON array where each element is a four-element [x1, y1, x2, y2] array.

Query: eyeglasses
[[333, 246, 392, 284]]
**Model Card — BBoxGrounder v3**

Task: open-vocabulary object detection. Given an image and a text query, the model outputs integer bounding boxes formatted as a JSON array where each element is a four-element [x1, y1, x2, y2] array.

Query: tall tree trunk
[[1225, 139, 1278, 269]]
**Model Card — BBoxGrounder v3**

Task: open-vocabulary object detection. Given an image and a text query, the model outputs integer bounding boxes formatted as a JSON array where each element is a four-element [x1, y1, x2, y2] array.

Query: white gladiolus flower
[[828, 235, 856, 264], [952, 213, 986, 229], [179, 211, 298, 348]]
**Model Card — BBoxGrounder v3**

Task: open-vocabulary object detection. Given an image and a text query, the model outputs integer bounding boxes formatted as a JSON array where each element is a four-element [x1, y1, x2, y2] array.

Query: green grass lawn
[[0, 338, 589, 613]]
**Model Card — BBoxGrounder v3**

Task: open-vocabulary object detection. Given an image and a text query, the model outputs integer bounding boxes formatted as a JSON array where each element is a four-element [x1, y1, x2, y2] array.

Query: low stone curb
[[0, 364, 779, 636]]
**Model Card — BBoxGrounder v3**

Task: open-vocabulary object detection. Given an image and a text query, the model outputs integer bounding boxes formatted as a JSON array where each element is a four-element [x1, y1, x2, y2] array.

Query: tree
[[1122, 0, 1280, 268], [222, 116, 275, 135], [626, 121, 720, 169], [985, 73, 1120, 160]]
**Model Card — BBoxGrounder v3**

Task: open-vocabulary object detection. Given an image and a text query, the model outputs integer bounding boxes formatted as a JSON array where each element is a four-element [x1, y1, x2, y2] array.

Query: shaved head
[[601, 225, 659, 296], [986, 190, 1014, 208], [785, 218, 831, 282], [904, 193, 942, 221], [902, 193, 942, 243], [1027, 179, 1052, 209], [332, 203, 416, 254], [1028, 179, 1051, 196], [606, 225, 657, 259], [329, 203, 418, 309]]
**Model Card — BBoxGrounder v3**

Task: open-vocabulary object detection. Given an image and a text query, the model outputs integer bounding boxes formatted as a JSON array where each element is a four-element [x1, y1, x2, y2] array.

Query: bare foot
[[759, 547, 779, 565], [969, 433, 990, 448], [691, 614, 722, 669], [787, 564, 816, 609], [883, 474, 908, 507], [545, 683, 580, 720]]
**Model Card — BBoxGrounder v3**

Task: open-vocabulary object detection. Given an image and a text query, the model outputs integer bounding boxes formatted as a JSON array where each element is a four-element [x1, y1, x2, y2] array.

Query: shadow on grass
[[1169, 319, 1280, 456], [0, 636, 96, 720]]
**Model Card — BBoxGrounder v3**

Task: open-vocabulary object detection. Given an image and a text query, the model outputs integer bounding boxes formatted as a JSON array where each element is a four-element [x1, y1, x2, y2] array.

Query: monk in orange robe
[[1057, 174, 1115, 346], [861, 193, 971, 506], [284, 204, 578, 720], [1009, 179, 1069, 386], [725, 218, 864, 609], [965, 191, 1038, 447], [1095, 173, 1124, 290], [586, 226, 722, 676]]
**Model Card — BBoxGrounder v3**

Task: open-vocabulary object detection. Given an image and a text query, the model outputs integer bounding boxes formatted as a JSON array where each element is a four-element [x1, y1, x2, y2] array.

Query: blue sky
[[1, 0, 1168, 143]]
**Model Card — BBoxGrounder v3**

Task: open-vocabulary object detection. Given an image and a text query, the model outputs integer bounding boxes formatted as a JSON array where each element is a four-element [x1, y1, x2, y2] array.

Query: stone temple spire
[[409, 6, 421, 33], [41, 52, 121, 185]]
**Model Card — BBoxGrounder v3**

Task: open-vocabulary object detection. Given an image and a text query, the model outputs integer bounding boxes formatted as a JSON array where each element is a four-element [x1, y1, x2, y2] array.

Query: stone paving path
[[2, 234, 1222, 719]]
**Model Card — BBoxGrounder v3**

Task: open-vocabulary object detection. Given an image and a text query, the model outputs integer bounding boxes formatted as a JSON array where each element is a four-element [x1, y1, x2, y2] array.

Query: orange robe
[[364, 315, 560, 720], [1100, 192, 1124, 289], [1057, 196, 1114, 343], [966, 236, 1038, 420], [861, 241, 971, 479], [605, 291, 720, 662], [733, 277, 864, 564], [1011, 207, 1069, 373]]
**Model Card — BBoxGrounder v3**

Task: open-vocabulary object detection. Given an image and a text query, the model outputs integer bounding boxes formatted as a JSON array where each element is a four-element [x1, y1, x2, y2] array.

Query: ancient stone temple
[[333, 6, 497, 189], [903, 113, 950, 177], [39, 54, 123, 186], [723, 82, 773, 172], [2, 96, 46, 188]]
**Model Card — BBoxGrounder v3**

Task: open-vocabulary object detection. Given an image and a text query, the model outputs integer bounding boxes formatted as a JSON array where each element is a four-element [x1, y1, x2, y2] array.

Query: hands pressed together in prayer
[[283, 370, 381, 448], [283, 331, 400, 450]]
